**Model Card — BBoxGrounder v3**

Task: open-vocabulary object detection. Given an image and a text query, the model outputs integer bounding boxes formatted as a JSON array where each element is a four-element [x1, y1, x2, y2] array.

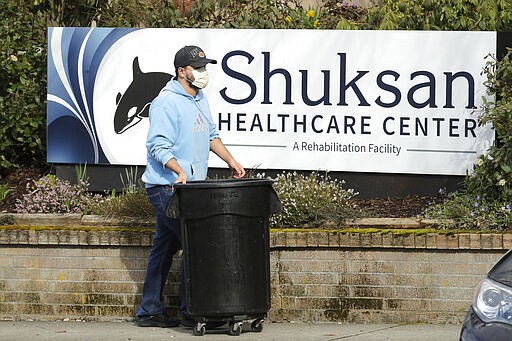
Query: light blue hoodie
[[142, 78, 219, 187]]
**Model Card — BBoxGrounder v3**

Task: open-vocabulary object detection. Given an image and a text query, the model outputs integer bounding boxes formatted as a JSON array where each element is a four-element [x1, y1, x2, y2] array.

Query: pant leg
[[136, 185, 182, 318]]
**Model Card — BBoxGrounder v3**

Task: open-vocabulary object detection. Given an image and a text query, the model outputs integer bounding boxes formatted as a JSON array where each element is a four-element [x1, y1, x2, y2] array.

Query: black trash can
[[167, 178, 282, 336]]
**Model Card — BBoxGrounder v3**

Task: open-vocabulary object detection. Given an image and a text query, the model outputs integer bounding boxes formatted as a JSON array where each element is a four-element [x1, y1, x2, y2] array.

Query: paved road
[[0, 320, 461, 340]]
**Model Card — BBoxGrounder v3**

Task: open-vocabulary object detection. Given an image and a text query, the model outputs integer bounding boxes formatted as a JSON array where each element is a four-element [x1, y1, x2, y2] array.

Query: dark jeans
[[136, 185, 186, 318]]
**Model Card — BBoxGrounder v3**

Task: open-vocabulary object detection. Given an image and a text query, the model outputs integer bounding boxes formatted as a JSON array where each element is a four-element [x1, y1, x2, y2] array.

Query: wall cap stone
[[0, 213, 509, 250], [1, 213, 155, 227]]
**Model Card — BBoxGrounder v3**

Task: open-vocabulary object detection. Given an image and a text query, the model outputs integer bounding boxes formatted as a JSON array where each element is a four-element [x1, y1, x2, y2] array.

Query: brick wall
[[0, 223, 507, 323]]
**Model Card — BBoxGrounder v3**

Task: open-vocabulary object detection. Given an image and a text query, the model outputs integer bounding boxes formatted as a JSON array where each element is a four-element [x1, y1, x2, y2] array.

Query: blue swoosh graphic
[[47, 27, 137, 164]]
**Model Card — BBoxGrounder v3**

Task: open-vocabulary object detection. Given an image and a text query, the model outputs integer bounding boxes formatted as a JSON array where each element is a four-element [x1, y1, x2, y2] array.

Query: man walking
[[136, 45, 245, 327]]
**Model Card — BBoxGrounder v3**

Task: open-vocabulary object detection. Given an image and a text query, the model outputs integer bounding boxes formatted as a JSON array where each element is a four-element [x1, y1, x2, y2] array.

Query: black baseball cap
[[174, 45, 217, 68]]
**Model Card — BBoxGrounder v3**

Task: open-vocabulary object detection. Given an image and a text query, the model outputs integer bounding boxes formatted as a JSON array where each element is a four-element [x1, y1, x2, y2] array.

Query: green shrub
[[0, 183, 12, 204], [91, 167, 155, 220], [466, 50, 512, 203], [90, 0, 152, 27], [423, 49, 512, 230], [320, 0, 370, 29], [362, 0, 512, 31], [90, 188, 155, 220], [0, 1, 47, 172], [145, 0, 322, 29], [34, 0, 101, 27], [424, 190, 512, 230], [266, 171, 358, 228]]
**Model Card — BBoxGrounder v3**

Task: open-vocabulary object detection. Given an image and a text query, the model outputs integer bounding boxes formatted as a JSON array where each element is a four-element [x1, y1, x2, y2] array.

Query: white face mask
[[187, 67, 209, 89]]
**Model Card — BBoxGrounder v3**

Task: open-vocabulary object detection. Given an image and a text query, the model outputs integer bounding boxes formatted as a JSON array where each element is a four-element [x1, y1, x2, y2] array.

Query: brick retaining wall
[[0, 216, 508, 323]]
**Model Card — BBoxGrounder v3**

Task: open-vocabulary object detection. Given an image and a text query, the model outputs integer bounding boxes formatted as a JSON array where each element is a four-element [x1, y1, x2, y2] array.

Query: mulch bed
[[349, 196, 440, 218]]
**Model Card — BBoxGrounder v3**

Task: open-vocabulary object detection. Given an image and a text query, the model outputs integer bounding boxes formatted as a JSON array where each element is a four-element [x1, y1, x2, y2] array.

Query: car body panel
[[488, 249, 512, 287], [460, 250, 512, 341], [460, 306, 512, 341]]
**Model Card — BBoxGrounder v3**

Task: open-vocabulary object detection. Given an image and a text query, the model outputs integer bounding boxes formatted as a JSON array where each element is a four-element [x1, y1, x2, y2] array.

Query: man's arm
[[165, 158, 188, 184], [210, 138, 246, 178]]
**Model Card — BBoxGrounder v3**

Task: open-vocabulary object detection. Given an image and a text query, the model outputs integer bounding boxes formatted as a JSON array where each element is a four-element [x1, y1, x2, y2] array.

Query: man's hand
[[165, 158, 187, 184], [174, 171, 188, 184], [229, 160, 246, 179]]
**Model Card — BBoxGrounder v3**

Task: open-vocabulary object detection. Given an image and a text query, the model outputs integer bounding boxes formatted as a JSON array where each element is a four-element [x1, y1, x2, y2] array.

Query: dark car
[[460, 249, 512, 340]]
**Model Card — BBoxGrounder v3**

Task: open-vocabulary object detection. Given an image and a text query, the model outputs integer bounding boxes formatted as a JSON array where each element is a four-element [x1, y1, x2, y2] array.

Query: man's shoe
[[137, 314, 180, 327]]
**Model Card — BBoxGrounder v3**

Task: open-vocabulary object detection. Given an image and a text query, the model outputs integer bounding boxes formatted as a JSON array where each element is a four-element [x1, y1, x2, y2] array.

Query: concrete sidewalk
[[0, 320, 461, 340]]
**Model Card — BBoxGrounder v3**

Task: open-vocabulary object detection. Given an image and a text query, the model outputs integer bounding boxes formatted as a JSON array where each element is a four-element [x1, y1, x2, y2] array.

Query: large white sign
[[47, 28, 495, 175]]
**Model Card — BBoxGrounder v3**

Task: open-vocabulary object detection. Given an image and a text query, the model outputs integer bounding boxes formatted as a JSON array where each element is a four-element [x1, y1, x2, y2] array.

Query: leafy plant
[[14, 174, 103, 214], [283, 7, 323, 29], [90, 183, 154, 220], [320, 0, 370, 29], [120, 166, 140, 195], [143, 0, 328, 29], [33, 0, 102, 26], [264, 171, 358, 228], [89, 166, 153, 219], [90, 189, 155, 220], [0, 183, 12, 203], [424, 189, 512, 230], [361, 0, 512, 31], [90, 0, 152, 27], [74, 163, 89, 191], [0, 0, 47, 172], [466, 50, 512, 203], [423, 49, 512, 230]]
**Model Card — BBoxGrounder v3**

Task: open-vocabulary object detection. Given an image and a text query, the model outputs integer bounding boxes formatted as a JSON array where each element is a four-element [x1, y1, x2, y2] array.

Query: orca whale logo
[[114, 57, 172, 134]]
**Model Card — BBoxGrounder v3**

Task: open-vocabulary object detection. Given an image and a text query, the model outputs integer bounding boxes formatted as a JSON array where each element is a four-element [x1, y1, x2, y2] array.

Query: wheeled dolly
[[191, 316, 265, 336]]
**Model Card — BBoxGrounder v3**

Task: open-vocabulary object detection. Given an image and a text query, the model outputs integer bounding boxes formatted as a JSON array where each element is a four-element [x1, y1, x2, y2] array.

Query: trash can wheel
[[251, 318, 264, 332], [228, 321, 243, 336], [193, 322, 206, 336]]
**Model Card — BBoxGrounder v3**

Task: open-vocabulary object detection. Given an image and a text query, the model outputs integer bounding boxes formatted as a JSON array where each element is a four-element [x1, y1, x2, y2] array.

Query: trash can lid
[[172, 178, 274, 189], [167, 178, 283, 219]]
